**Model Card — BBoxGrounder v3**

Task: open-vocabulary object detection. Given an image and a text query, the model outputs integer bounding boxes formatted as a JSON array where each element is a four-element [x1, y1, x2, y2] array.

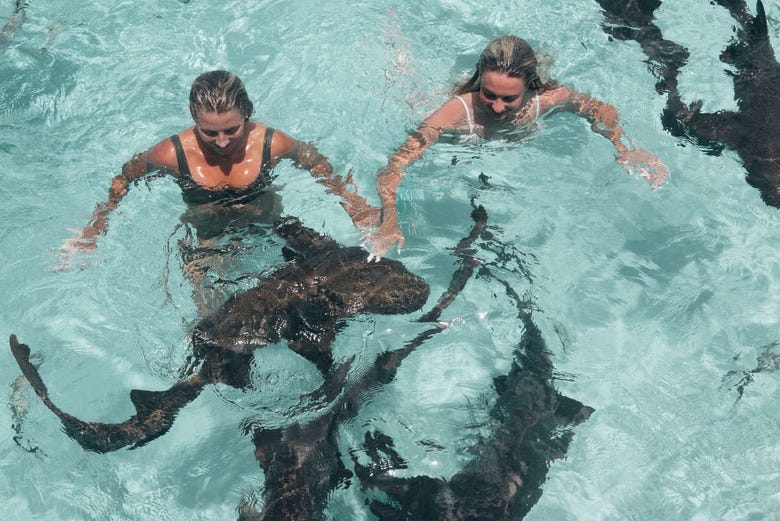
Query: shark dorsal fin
[[274, 217, 338, 259], [755, 0, 768, 37]]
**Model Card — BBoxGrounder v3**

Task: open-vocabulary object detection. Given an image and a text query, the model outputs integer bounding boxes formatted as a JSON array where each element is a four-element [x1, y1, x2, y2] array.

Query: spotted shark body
[[237, 206, 489, 520], [9, 217, 430, 454], [10, 207, 591, 520]]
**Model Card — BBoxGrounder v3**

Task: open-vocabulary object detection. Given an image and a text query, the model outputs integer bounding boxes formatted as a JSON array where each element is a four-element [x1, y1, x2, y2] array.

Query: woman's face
[[195, 108, 246, 156], [478, 71, 527, 120]]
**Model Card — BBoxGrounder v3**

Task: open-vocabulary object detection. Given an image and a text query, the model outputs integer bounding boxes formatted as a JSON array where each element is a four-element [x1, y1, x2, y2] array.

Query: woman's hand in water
[[366, 211, 404, 262], [617, 147, 670, 190], [63, 224, 100, 252], [345, 203, 382, 235], [52, 228, 98, 271]]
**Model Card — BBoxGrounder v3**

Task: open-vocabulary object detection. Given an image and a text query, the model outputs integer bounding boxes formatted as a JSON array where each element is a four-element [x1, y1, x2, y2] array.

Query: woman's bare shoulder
[[263, 125, 296, 158], [422, 95, 471, 131], [148, 134, 181, 171], [541, 85, 575, 104]]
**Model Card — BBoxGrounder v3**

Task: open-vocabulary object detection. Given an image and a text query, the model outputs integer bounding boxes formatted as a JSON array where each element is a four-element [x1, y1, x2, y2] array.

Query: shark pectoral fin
[[493, 374, 508, 396], [300, 355, 354, 406], [287, 337, 335, 374], [554, 394, 594, 426], [664, 100, 736, 153]]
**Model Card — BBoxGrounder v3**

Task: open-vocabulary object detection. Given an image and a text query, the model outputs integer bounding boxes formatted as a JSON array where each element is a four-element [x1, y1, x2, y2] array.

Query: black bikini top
[[169, 127, 275, 206]]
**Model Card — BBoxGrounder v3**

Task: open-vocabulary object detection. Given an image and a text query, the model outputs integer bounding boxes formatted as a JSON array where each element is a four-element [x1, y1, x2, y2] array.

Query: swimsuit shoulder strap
[[455, 95, 475, 135], [261, 127, 275, 173], [169, 134, 192, 179], [145, 150, 155, 172], [534, 92, 540, 119]]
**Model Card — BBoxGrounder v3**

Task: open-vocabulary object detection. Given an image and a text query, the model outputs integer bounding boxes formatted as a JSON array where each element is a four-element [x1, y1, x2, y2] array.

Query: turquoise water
[[1, 0, 779, 519]]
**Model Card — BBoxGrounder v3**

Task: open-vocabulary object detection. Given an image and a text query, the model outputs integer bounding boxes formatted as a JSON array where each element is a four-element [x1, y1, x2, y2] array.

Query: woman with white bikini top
[[455, 88, 541, 141], [366, 34, 670, 261]]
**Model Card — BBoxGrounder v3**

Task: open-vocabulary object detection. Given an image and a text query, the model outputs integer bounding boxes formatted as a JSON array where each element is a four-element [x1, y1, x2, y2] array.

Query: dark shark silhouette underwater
[[10, 217, 431, 453], [596, 0, 780, 206], [10, 211, 592, 519], [353, 276, 594, 521], [0, 0, 28, 46]]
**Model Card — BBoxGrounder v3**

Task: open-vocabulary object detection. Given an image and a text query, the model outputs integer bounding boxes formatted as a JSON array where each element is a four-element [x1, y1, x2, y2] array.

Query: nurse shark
[[10, 207, 592, 519], [237, 205, 489, 520], [353, 274, 593, 521], [9, 217, 431, 454], [597, 0, 780, 206]]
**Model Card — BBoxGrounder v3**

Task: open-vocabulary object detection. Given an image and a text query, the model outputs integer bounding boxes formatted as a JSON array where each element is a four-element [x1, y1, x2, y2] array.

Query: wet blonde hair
[[188, 70, 255, 121], [454, 35, 558, 95]]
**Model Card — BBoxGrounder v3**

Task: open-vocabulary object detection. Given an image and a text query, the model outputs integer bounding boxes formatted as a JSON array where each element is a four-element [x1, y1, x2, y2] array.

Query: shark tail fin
[[9, 335, 49, 398], [9, 334, 207, 453]]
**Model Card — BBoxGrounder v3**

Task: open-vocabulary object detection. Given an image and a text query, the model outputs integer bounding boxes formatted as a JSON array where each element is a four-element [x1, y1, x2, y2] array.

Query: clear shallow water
[[1, 0, 779, 520]]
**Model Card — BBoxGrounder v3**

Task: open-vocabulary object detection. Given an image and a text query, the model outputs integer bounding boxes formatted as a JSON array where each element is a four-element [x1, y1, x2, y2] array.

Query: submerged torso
[[170, 127, 276, 206], [454, 91, 543, 143]]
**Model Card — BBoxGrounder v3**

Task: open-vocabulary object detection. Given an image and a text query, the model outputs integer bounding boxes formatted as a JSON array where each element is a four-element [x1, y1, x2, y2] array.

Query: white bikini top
[[455, 92, 541, 138], [455, 94, 477, 135]]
